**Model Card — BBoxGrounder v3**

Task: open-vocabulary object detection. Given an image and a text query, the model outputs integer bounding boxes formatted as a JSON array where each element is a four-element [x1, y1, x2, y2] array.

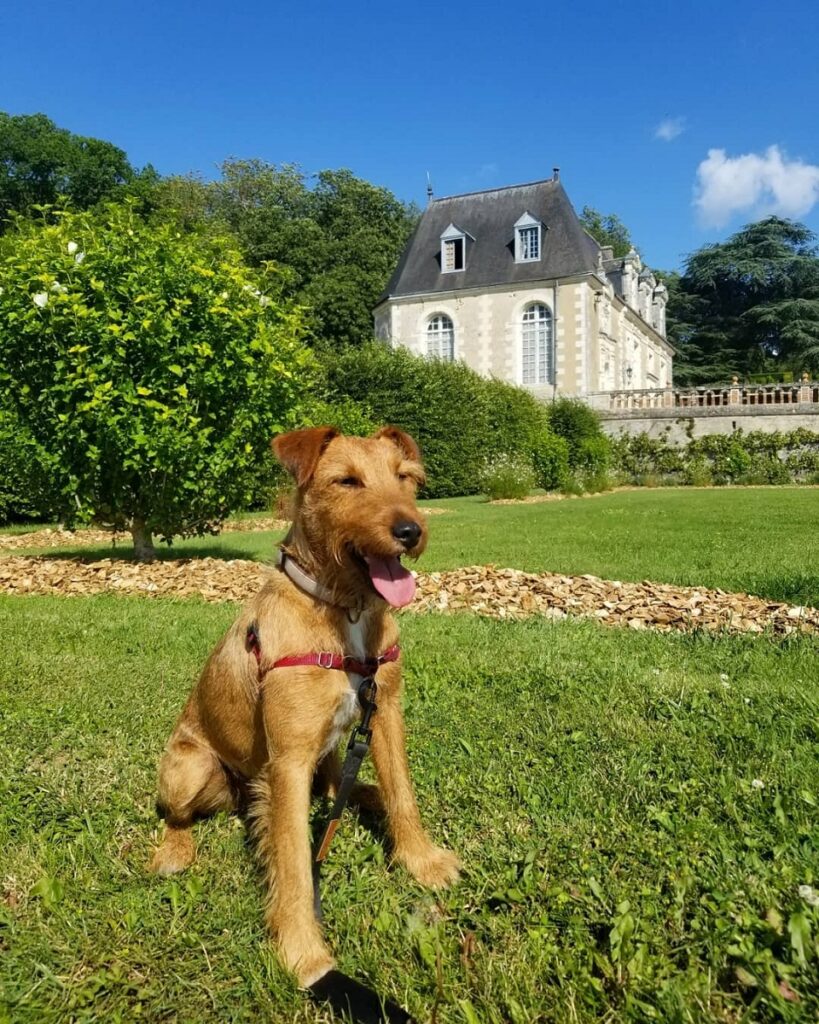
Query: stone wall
[[600, 406, 819, 442]]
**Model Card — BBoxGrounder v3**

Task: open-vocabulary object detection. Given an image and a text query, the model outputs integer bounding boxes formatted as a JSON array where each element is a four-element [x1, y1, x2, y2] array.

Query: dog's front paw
[[396, 843, 461, 889], [277, 926, 336, 989]]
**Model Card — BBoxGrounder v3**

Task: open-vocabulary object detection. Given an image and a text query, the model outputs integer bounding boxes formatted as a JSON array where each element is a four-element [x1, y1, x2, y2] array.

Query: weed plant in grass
[[1, 595, 817, 1022]]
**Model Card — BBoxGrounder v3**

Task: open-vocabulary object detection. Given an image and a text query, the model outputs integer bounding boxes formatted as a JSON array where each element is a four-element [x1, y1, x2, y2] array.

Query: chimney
[[552, 167, 560, 182]]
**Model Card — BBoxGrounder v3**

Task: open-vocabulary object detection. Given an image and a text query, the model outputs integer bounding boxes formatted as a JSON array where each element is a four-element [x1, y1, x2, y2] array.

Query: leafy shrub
[[738, 456, 791, 485], [0, 409, 57, 524], [532, 430, 570, 491], [322, 344, 488, 497], [479, 453, 535, 500], [582, 471, 614, 494], [560, 475, 585, 496], [0, 202, 315, 558], [483, 378, 550, 456], [322, 344, 554, 498], [683, 458, 714, 487], [244, 396, 379, 512], [546, 398, 606, 462], [574, 435, 611, 476], [611, 428, 819, 488]]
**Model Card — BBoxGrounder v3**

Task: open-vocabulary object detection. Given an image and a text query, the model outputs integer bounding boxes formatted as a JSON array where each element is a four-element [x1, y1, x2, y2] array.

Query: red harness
[[246, 623, 400, 679]]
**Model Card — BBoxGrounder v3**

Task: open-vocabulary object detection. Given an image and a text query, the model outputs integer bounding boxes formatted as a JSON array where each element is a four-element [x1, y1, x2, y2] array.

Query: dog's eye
[[397, 473, 409, 482], [337, 476, 362, 488]]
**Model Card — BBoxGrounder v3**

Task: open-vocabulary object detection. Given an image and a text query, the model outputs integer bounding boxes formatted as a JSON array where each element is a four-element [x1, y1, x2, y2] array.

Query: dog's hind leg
[[313, 750, 384, 814], [149, 725, 235, 876]]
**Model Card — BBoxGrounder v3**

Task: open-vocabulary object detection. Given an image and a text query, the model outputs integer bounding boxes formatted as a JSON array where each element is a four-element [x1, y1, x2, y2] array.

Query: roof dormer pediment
[[514, 211, 541, 229], [440, 222, 474, 241]]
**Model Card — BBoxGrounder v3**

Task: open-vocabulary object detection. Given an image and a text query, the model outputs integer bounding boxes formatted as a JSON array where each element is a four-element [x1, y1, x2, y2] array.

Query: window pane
[[521, 305, 552, 384], [427, 315, 454, 361], [519, 226, 539, 260]]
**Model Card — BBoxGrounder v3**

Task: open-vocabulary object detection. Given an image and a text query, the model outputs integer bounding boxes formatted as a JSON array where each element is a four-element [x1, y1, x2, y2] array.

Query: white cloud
[[694, 145, 819, 227], [655, 117, 685, 142]]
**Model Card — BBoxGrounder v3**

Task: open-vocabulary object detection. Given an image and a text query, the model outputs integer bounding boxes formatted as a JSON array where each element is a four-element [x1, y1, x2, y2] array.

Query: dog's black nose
[[392, 519, 422, 549]]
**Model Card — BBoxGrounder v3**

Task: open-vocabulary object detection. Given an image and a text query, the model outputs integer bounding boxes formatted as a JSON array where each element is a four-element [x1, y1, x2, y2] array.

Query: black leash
[[308, 676, 415, 1024]]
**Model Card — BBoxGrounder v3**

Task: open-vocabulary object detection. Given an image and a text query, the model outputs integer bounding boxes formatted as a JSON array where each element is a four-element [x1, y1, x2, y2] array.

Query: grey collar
[[275, 548, 361, 618]]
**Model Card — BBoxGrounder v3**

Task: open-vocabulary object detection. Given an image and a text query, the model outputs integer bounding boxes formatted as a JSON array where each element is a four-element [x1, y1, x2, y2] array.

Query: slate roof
[[380, 178, 601, 301]]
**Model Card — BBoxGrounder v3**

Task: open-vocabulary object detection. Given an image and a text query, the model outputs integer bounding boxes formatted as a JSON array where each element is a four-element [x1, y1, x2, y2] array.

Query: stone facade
[[374, 175, 673, 398]]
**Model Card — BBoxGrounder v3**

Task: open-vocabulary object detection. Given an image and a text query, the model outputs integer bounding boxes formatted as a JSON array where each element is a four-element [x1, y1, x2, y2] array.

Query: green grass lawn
[[2, 595, 817, 1022], [12, 488, 819, 607]]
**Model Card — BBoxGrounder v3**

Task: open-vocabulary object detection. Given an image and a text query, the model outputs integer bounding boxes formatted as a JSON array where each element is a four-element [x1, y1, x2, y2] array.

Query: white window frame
[[440, 223, 466, 274], [514, 212, 542, 263], [520, 302, 553, 385], [426, 313, 455, 361]]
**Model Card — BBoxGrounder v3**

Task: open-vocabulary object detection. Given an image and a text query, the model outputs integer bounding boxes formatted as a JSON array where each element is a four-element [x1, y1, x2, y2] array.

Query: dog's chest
[[318, 614, 370, 759]]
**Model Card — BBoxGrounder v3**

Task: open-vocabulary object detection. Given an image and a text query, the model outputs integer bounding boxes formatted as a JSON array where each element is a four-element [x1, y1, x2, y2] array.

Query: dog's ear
[[372, 426, 422, 464], [272, 427, 339, 487]]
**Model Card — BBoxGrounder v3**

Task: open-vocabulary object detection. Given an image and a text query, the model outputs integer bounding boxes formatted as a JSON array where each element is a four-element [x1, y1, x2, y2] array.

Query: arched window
[[521, 303, 552, 384], [426, 314, 454, 361]]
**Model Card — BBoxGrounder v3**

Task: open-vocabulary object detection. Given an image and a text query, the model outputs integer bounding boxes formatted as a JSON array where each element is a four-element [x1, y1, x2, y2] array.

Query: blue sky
[[3, 0, 818, 271]]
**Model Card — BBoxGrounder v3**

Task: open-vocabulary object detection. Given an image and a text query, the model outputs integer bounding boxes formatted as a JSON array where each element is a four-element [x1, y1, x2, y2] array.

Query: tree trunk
[[131, 517, 156, 563]]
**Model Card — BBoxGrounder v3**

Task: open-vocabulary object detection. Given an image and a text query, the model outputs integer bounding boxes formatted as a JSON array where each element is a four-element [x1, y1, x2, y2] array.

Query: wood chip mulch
[[0, 556, 815, 637]]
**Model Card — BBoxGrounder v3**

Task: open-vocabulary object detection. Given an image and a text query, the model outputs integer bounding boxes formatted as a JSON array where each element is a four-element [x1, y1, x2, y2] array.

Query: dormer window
[[440, 223, 468, 273], [515, 212, 542, 263]]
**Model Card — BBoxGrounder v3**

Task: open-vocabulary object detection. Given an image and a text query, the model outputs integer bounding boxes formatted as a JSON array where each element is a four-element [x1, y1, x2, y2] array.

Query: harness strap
[[272, 644, 400, 678], [246, 623, 400, 681]]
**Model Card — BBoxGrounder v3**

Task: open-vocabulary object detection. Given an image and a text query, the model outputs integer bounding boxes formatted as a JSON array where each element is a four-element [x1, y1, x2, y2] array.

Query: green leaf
[[31, 875, 64, 908], [788, 911, 811, 966]]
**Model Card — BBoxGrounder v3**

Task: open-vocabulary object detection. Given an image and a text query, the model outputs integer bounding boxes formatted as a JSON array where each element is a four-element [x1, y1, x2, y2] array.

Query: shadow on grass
[[19, 544, 264, 564]]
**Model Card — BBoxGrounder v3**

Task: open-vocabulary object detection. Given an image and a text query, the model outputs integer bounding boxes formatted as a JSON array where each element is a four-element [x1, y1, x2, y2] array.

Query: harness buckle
[[317, 651, 335, 670]]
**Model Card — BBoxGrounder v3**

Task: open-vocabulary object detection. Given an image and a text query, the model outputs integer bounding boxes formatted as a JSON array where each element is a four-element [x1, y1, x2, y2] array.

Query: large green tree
[[187, 160, 418, 347], [0, 112, 154, 226], [668, 218, 819, 383], [0, 202, 315, 558], [579, 206, 634, 258]]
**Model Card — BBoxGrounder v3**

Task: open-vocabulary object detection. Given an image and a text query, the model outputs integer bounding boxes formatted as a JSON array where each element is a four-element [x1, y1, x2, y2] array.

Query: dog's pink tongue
[[364, 555, 416, 607]]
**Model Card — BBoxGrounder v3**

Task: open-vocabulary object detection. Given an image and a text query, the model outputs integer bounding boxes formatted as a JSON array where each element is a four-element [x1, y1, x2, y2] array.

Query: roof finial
[[426, 172, 434, 206], [553, 167, 560, 182]]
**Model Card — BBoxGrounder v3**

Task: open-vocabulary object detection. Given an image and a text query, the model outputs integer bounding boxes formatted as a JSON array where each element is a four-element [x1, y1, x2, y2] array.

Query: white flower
[[719, 673, 729, 682], [33, 292, 49, 308], [751, 778, 765, 789], [220, 291, 229, 300], [798, 884, 819, 907], [258, 295, 272, 307], [50, 281, 67, 294], [67, 241, 78, 255], [74, 252, 85, 265]]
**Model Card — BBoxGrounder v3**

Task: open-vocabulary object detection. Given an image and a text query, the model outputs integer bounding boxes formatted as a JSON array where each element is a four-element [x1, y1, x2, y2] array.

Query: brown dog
[[149, 426, 460, 987]]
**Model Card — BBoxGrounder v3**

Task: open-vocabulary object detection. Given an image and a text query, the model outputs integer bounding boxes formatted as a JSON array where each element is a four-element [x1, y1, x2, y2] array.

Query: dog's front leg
[[370, 685, 461, 889], [259, 676, 340, 989], [260, 749, 335, 987]]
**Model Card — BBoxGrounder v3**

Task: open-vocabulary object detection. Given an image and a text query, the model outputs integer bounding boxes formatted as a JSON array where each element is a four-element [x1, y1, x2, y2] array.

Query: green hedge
[[610, 429, 819, 486], [321, 344, 559, 498]]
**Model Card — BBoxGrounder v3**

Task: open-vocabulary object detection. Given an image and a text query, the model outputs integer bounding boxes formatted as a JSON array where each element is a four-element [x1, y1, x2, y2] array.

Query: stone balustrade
[[588, 378, 819, 412]]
